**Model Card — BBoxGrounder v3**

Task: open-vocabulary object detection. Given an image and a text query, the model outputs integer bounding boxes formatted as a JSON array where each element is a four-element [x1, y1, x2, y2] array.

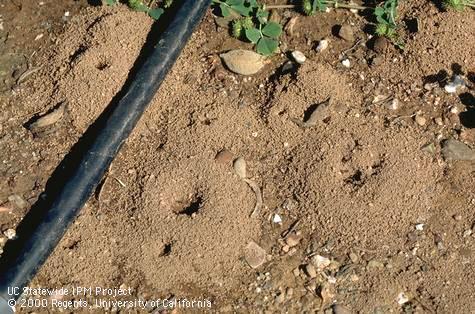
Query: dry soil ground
[[1, 0, 475, 313]]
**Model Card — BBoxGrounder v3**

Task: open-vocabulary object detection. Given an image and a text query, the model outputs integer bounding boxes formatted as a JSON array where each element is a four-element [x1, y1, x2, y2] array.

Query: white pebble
[[444, 84, 457, 94], [64, 11, 70, 17], [291, 50, 306, 64], [233, 157, 247, 179], [272, 214, 282, 224], [444, 75, 465, 94], [342, 59, 351, 68], [4, 229, 16, 240], [316, 39, 329, 52], [386, 98, 400, 110], [450, 106, 459, 114], [311, 255, 331, 270], [415, 223, 424, 231], [397, 292, 410, 305]]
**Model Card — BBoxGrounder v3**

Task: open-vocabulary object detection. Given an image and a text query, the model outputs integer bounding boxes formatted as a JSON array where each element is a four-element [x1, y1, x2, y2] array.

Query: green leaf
[[220, 3, 231, 16], [248, 0, 258, 7], [256, 9, 269, 24], [135, 3, 149, 12], [374, 7, 385, 16], [103, 0, 117, 5], [245, 28, 261, 43], [256, 37, 278, 56], [231, 3, 252, 16], [148, 8, 164, 20], [312, 0, 327, 12], [227, 0, 244, 6], [376, 15, 388, 24], [261, 22, 282, 39]]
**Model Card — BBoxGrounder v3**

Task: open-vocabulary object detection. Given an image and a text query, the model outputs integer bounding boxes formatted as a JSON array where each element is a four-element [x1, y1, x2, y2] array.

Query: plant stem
[[266, 2, 369, 10], [328, 1, 369, 10], [265, 4, 296, 9]]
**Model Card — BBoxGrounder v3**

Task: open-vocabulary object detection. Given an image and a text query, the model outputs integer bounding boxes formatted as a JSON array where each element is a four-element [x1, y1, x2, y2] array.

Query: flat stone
[[441, 139, 475, 161], [244, 241, 267, 269], [338, 24, 354, 42], [8, 194, 28, 209]]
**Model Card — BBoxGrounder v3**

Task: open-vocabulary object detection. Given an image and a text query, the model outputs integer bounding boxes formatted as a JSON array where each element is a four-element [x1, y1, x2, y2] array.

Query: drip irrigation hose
[[0, 1, 210, 312]]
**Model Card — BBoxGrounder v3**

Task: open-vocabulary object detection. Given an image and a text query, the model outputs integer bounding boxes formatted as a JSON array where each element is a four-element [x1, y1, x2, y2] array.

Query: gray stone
[[441, 139, 475, 161]]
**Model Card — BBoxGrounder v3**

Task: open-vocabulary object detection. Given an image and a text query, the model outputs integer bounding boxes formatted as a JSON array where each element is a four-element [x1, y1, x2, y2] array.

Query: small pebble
[[397, 292, 410, 305], [367, 260, 384, 269], [349, 252, 359, 263], [285, 233, 300, 247], [244, 241, 267, 269], [385, 98, 400, 110], [291, 50, 306, 64], [8, 194, 28, 209], [341, 59, 351, 68], [220, 49, 266, 75], [316, 39, 329, 52], [233, 157, 247, 178], [304, 264, 317, 278], [415, 223, 424, 231], [338, 24, 354, 42], [215, 149, 233, 164], [424, 82, 438, 91], [312, 255, 331, 270], [444, 75, 465, 93], [272, 214, 282, 224], [4, 229, 16, 240], [441, 139, 475, 161], [434, 117, 443, 126], [415, 115, 426, 126]]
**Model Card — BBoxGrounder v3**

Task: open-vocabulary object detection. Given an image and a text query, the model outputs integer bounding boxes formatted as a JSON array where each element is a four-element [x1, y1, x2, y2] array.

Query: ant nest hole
[[96, 60, 111, 71], [173, 192, 204, 218]]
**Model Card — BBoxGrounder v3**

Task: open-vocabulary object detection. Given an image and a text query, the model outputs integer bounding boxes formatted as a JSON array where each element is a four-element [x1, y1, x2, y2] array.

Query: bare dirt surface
[[1, 1, 475, 313]]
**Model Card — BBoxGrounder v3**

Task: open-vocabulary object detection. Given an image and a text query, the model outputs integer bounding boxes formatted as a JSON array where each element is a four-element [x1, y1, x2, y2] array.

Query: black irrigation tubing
[[0, 0, 210, 312]]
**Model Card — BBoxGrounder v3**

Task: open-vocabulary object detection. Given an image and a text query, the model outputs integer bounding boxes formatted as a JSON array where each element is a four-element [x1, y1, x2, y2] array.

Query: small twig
[[282, 219, 300, 238], [371, 95, 394, 106], [340, 38, 363, 58], [113, 177, 126, 187], [330, 1, 369, 10], [244, 178, 263, 218], [15, 66, 43, 86]]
